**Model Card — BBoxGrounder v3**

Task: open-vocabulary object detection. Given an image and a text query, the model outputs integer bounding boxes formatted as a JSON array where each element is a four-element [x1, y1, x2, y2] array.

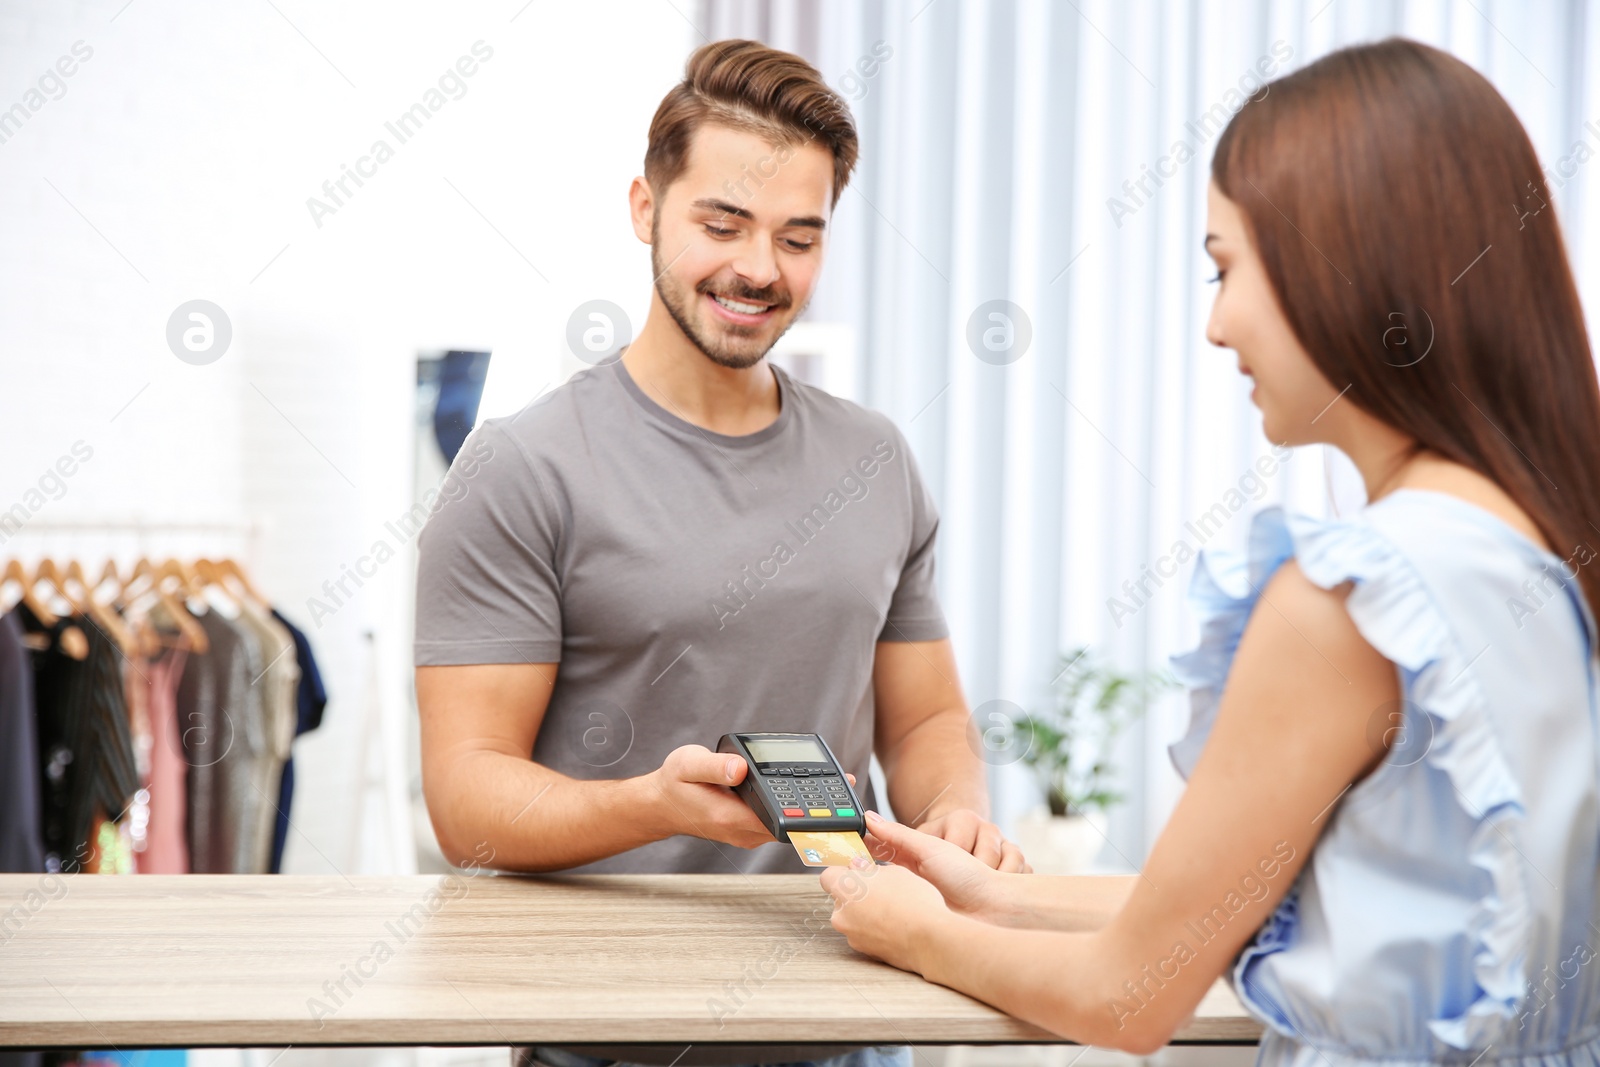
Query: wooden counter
[[0, 873, 1261, 1049]]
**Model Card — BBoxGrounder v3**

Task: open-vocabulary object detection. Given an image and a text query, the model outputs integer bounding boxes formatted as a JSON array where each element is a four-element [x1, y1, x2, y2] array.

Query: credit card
[[789, 830, 872, 867]]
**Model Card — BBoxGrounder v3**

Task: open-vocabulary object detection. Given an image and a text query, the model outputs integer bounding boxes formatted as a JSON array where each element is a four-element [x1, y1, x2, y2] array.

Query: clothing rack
[[0, 536, 326, 882], [0, 518, 264, 569], [13, 520, 261, 530]]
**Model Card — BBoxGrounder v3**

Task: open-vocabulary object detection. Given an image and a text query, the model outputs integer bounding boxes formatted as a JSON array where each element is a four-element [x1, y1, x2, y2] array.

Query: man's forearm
[[880, 707, 990, 825], [430, 749, 668, 872]]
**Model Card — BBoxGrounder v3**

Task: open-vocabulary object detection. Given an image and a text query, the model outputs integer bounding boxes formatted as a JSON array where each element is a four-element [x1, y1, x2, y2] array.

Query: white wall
[[0, 0, 694, 875]]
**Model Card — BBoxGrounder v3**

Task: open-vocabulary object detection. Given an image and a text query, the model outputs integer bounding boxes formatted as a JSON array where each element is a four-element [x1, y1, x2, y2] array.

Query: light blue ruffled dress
[[1169, 489, 1600, 1066]]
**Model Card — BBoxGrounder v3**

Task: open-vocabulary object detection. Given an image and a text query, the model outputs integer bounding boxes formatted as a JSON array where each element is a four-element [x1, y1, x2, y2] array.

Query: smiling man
[[414, 40, 1019, 1067]]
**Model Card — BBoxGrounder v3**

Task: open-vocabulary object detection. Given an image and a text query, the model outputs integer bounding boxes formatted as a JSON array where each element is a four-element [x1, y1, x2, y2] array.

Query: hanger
[[193, 557, 243, 608], [23, 561, 88, 660], [64, 560, 137, 657], [33, 559, 83, 615], [1, 559, 58, 626], [159, 557, 206, 603], [156, 574, 209, 655], [96, 558, 122, 602], [101, 559, 155, 656], [123, 561, 210, 655], [219, 558, 268, 606], [187, 556, 245, 622], [99, 559, 143, 634], [117, 556, 154, 614]]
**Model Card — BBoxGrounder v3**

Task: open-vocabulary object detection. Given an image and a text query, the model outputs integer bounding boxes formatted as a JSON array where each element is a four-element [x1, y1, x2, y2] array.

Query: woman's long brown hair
[[1213, 38, 1600, 628]]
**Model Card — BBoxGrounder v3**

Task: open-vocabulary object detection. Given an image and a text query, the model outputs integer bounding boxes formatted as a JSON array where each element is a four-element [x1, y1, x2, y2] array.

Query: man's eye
[[783, 239, 814, 252], [705, 225, 736, 237]]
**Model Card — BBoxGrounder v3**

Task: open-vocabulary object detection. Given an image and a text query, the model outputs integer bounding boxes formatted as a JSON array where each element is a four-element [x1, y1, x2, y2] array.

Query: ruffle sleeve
[[1167, 507, 1296, 779], [1168, 506, 1533, 1049]]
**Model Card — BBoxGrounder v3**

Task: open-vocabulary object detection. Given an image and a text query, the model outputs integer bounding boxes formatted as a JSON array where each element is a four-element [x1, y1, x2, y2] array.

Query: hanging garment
[[119, 653, 151, 868], [0, 611, 44, 873], [138, 642, 190, 873], [235, 602, 298, 874], [177, 609, 267, 874], [268, 608, 327, 873], [21, 605, 139, 874]]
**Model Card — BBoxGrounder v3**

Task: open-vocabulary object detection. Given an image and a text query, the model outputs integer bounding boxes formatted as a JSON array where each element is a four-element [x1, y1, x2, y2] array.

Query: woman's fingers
[[819, 863, 857, 903], [863, 811, 931, 864]]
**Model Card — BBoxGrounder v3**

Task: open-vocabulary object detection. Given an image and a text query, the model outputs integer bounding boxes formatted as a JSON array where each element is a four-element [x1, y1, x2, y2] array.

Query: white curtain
[[699, 0, 1600, 863]]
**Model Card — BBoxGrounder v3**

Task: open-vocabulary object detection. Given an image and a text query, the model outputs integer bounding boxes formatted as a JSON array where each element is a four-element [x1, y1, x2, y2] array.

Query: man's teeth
[[712, 294, 770, 315]]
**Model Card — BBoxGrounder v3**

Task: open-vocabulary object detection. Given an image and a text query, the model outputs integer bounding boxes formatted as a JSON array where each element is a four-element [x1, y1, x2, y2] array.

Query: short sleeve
[[413, 420, 564, 665], [877, 427, 950, 643], [1167, 508, 1297, 778]]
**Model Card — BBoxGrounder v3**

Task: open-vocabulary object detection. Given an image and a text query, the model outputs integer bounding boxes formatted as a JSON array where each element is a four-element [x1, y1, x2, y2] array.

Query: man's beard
[[650, 222, 806, 370]]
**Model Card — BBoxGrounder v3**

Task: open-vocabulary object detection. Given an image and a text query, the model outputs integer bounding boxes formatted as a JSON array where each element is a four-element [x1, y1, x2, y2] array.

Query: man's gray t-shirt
[[414, 358, 948, 875]]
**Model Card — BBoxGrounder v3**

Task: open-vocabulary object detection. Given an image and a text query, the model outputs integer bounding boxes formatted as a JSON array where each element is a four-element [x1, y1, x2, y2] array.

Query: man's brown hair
[[644, 39, 859, 209]]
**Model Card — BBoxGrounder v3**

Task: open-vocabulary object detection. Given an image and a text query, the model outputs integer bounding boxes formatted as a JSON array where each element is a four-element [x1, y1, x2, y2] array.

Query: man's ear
[[628, 176, 656, 244]]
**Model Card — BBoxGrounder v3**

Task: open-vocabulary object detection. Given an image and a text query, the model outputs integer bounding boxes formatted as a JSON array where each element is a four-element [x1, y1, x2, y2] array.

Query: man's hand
[[915, 807, 1029, 872], [646, 748, 871, 852], [645, 745, 776, 849]]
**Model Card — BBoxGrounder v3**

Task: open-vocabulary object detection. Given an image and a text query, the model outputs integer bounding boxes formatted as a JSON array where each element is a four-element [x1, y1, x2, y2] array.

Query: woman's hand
[[860, 810, 1022, 922], [820, 859, 950, 973]]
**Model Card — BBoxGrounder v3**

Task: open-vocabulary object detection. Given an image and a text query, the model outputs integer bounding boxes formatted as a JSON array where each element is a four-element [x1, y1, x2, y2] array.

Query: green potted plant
[[1011, 647, 1174, 873]]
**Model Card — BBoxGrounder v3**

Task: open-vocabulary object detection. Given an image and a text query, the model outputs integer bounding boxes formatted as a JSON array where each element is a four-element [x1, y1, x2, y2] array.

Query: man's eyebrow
[[695, 198, 754, 221], [692, 198, 827, 231]]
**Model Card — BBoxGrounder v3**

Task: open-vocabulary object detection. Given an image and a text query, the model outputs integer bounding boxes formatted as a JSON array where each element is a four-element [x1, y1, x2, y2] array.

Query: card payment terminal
[[717, 732, 867, 843]]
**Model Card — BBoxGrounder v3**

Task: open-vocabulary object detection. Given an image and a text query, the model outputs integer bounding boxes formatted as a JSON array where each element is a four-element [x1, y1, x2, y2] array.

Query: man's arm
[[418, 663, 776, 871], [872, 638, 1025, 871]]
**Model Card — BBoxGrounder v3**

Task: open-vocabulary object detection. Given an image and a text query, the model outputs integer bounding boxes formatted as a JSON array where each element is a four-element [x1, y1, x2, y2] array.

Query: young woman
[[822, 38, 1600, 1064]]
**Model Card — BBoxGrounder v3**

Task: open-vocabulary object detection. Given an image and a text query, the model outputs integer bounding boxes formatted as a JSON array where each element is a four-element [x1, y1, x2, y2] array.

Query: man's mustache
[[696, 279, 792, 309]]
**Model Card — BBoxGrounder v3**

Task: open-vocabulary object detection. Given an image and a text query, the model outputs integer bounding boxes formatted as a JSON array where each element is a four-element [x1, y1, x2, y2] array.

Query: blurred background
[[4, 0, 1600, 1064]]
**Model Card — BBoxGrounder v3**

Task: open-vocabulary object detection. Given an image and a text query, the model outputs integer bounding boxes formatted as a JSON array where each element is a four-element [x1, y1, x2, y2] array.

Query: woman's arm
[[825, 561, 1400, 1052], [987, 874, 1137, 930], [852, 816, 1136, 929]]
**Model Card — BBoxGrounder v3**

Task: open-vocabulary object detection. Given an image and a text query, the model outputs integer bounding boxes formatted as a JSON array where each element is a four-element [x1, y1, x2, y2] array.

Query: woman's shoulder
[[1377, 456, 1553, 553], [1167, 489, 1567, 779]]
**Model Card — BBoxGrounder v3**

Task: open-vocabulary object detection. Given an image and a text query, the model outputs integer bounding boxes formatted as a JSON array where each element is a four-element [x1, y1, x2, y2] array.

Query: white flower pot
[[1013, 808, 1108, 874]]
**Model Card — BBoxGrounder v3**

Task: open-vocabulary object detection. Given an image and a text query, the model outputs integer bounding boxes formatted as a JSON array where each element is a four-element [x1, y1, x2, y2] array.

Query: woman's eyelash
[[1207, 270, 1226, 284]]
